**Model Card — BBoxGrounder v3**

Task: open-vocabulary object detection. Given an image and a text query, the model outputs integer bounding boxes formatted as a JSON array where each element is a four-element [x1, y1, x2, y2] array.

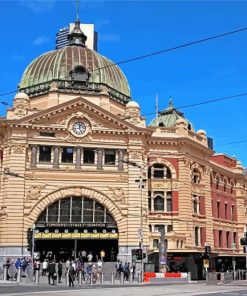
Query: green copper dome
[[18, 46, 131, 103], [149, 100, 194, 130]]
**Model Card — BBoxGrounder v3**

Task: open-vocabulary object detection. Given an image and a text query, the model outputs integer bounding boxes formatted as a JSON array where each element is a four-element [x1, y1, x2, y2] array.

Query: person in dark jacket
[[47, 260, 56, 285], [58, 261, 63, 283], [68, 263, 75, 287]]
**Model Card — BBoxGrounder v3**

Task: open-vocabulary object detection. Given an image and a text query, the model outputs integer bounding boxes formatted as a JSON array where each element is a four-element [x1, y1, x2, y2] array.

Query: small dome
[[149, 99, 194, 131], [14, 92, 29, 101], [197, 129, 207, 137], [126, 101, 140, 108]]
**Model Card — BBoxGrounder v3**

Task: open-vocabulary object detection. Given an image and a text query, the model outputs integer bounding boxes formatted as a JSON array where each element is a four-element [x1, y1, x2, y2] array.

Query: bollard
[[120, 272, 124, 285], [111, 272, 115, 285], [187, 272, 191, 283], [17, 267, 21, 283], [90, 273, 93, 285], [137, 273, 141, 284], [66, 271, 69, 286], [100, 272, 104, 285], [130, 272, 133, 284], [78, 271, 82, 285], [3, 266, 8, 281], [35, 270, 39, 284]]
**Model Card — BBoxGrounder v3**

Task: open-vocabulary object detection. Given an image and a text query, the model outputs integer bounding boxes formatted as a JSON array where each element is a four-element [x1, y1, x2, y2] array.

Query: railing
[[0, 263, 143, 285], [206, 270, 247, 285]]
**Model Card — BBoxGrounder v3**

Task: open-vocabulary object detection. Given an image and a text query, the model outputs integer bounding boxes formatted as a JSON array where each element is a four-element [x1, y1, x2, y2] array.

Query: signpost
[[159, 228, 167, 272]]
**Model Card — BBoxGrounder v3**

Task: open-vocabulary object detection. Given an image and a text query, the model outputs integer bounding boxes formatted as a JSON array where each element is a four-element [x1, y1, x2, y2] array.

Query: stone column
[[75, 147, 81, 170], [118, 149, 124, 171], [97, 149, 103, 170], [53, 146, 60, 169], [30, 145, 37, 168]]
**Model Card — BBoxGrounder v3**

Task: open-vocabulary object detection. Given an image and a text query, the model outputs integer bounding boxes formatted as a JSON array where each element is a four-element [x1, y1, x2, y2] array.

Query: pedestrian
[[100, 249, 105, 262], [68, 263, 75, 287], [47, 260, 56, 285], [123, 262, 130, 281], [15, 258, 22, 270], [58, 260, 63, 283], [116, 261, 123, 277], [87, 252, 93, 263], [110, 248, 115, 262], [42, 259, 48, 276], [81, 250, 87, 261], [97, 259, 103, 273]]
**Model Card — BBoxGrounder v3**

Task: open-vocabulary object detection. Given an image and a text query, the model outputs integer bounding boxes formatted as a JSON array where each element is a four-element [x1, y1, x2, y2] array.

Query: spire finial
[[76, 0, 80, 21], [168, 96, 174, 107]]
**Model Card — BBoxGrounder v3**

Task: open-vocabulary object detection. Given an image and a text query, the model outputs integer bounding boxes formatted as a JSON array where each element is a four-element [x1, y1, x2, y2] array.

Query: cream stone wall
[[0, 90, 247, 265]]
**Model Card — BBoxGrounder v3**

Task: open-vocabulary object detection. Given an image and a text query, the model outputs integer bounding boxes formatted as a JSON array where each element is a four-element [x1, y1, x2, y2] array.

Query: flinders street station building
[[0, 19, 247, 280]]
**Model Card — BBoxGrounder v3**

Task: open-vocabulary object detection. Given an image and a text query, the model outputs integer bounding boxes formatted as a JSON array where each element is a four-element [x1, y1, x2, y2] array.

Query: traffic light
[[240, 238, 247, 246], [136, 248, 143, 260], [27, 228, 33, 252], [204, 246, 211, 259]]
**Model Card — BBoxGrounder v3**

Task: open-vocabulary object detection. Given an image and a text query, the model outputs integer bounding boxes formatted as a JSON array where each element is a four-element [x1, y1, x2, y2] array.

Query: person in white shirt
[[42, 259, 48, 276]]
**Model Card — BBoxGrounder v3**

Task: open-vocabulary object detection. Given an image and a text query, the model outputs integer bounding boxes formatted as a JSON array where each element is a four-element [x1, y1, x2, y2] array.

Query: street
[[1, 283, 247, 296]]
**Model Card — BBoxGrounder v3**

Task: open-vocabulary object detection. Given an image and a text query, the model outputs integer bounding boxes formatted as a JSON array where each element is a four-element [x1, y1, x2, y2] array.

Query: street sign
[[203, 259, 209, 268]]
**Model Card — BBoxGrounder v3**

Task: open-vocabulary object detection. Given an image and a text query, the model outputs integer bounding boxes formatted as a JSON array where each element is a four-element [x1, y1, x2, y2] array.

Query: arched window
[[154, 195, 164, 211], [192, 168, 201, 184], [148, 164, 172, 179], [37, 197, 116, 225]]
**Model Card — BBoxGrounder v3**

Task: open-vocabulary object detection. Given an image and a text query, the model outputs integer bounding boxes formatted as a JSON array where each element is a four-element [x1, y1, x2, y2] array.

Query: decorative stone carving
[[11, 145, 26, 154], [129, 150, 144, 160], [0, 206, 7, 217], [108, 187, 126, 203], [117, 175, 128, 182], [49, 81, 59, 92], [25, 172, 35, 180], [26, 185, 46, 201], [183, 157, 192, 168]]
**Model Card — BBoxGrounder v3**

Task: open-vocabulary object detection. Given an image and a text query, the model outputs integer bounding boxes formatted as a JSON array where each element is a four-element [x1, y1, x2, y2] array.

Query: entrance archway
[[29, 186, 122, 262]]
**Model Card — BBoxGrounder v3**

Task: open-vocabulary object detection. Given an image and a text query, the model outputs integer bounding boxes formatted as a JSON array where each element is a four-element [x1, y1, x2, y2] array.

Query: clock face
[[72, 122, 86, 135]]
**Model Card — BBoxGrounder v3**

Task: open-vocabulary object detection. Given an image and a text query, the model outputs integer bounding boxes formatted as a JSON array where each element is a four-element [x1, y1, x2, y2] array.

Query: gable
[[13, 97, 144, 133]]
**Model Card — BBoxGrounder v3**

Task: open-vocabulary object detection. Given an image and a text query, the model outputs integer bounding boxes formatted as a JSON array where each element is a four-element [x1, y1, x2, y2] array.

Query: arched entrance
[[34, 196, 118, 262]]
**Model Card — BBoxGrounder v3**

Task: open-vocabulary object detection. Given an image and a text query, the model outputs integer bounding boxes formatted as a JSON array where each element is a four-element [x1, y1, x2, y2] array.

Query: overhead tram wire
[[90, 26, 247, 73], [0, 25, 247, 106], [143, 92, 247, 117]]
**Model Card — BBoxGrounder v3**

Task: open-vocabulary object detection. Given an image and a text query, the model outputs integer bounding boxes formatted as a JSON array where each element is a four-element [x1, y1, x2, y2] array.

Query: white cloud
[[32, 36, 50, 46], [18, 0, 57, 13], [100, 33, 121, 42]]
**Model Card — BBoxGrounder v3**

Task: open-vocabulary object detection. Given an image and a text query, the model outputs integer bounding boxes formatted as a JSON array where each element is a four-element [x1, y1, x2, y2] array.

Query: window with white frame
[[153, 239, 159, 249], [153, 191, 173, 212], [148, 164, 172, 179], [192, 195, 200, 214], [154, 195, 164, 211], [192, 168, 201, 184], [195, 226, 200, 246]]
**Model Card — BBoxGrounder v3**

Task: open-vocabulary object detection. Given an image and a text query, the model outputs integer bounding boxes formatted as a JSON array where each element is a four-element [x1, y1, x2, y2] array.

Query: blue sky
[[0, 0, 247, 167]]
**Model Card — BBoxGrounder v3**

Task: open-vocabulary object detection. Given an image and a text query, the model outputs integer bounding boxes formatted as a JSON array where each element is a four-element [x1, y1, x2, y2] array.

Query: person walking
[[100, 250, 105, 262], [58, 261, 63, 283], [42, 259, 48, 276], [68, 263, 75, 287], [47, 260, 56, 285]]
